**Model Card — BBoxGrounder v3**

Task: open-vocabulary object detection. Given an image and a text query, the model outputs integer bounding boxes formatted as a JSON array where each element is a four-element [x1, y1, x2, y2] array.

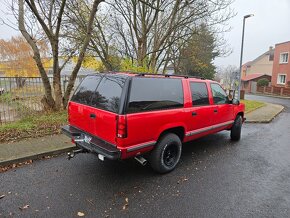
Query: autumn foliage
[[0, 35, 48, 77]]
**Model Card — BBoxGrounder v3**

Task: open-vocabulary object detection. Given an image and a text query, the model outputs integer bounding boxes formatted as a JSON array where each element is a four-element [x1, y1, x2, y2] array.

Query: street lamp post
[[238, 14, 254, 100]]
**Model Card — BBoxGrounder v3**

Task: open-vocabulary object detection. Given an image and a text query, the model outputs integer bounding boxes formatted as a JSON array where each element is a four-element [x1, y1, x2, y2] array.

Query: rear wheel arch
[[158, 126, 185, 143]]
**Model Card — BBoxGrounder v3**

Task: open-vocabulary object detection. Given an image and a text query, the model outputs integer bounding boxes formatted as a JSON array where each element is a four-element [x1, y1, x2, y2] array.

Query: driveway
[[0, 95, 289, 217]]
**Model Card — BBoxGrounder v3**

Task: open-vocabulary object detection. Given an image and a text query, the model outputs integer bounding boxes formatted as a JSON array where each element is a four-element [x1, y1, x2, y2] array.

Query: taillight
[[117, 115, 127, 138], [68, 102, 71, 123]]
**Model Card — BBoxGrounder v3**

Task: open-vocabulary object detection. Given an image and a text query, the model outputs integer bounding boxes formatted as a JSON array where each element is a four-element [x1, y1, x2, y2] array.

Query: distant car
[[62, 73, 245, 173]]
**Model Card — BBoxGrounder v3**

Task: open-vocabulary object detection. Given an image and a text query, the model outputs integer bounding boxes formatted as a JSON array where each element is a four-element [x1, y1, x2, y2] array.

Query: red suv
[[62, 73, 245, 173]]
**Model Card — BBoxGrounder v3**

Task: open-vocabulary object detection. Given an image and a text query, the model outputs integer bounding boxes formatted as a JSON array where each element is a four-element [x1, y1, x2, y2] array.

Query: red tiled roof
[[241, 73, 269, 81]]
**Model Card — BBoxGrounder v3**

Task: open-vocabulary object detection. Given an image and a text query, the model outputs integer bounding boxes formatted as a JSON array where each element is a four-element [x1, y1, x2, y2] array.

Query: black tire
[[231, 115, 243, 141], [149, 133, 182, 174]]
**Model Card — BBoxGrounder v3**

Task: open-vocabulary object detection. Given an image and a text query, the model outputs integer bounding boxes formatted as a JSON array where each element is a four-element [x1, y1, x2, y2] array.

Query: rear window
[[127, 77, 184, 113], [190, 82, 210, 106], [71, 74, 127, 113], [71, 75, 101, 105], [91, 76, 126, 112]]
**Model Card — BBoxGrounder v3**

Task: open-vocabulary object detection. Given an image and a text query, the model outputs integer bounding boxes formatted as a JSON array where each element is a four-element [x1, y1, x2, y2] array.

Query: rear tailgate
[[69, 102, 118, 144], [68, 74, 128, 145]]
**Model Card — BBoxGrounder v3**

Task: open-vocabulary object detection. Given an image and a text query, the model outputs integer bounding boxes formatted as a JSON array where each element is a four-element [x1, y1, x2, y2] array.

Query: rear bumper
[[61, 125, 121, 160]]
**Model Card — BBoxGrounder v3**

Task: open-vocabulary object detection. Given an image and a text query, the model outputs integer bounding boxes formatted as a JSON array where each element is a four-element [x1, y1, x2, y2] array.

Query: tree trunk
[[18, 0, 56, 110], [51, 42, 63, 110], [63, 0, 104, 108]]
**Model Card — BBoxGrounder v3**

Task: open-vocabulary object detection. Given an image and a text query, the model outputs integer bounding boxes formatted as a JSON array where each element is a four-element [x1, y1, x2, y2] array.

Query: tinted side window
[[190, 82, 209, 106], [127, 78, 184, 113], [210, 83, 228, 104], [71, 75, 101, 105], [91, 75, 126, 113]]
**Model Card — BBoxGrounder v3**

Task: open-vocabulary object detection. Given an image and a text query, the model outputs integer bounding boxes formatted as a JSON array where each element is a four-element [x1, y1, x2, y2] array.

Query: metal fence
[[0, 76, 85, 125]]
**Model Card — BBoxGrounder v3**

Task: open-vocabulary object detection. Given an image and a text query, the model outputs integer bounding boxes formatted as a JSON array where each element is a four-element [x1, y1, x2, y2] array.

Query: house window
[[280, 53, 289, 64], [277, 74, 286, 85]]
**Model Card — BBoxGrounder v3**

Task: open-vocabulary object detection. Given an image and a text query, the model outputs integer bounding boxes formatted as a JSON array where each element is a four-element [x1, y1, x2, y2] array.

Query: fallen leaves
[[77, 211, 85, 217], [122, 198, 129, 210], [19, 205, 29, 210], [0, 160, 33, 173], [177, 176, 189, 184], [0, 122, 64, 143]]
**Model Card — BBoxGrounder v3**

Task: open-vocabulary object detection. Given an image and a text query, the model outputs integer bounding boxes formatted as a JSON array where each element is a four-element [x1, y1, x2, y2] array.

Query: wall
[[271, 41, 290, 87], [245, 51, 273, 76]]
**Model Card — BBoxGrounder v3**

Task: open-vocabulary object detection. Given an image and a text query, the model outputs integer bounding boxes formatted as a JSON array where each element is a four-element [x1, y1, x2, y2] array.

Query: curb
[[247, 93, 290, 100], [0, 146, 74, 167], [245, 105, 284, 123]]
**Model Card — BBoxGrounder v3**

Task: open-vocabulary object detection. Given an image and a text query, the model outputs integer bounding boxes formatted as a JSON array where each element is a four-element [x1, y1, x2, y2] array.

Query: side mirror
[[232, 99, 240, 105]]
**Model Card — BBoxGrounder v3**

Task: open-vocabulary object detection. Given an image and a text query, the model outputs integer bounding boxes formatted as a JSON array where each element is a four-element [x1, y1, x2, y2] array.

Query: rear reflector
[[68, 102, 71, 123], [117, 115, 127, 138]]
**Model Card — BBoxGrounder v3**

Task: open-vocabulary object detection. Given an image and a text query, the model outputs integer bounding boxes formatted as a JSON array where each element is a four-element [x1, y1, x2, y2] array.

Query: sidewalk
[[0, 134, 74, 166], [0, 102, 285, 167], [245, 103, 284, 123]]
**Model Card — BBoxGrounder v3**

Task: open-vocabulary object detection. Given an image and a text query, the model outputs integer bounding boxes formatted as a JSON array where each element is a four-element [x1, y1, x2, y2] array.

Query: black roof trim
[[135, 73, 205, 80]]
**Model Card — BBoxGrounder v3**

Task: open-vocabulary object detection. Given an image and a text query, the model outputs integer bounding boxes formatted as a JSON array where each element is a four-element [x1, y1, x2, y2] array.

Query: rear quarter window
[[71, 74, 127, 113], [127, 77, 184, 113]]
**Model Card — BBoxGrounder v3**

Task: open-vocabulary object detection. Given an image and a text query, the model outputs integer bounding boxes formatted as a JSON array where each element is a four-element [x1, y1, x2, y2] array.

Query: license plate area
[[74, 133, 92, 144], [83, 134, 92, 144]]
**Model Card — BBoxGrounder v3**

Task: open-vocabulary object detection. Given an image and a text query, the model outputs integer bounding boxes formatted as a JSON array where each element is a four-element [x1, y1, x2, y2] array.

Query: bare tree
[[12, 0, 104, 110], [218, 65, 239, 90], [109, 0, 235, 73], [64, 0, 120, 71]]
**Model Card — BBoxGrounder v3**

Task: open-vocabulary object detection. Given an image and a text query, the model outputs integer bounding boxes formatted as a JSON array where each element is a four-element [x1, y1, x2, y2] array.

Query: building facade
[[241, 74, 272, 93], [242, 47, 274, 79], [271, 41, 290, 87]]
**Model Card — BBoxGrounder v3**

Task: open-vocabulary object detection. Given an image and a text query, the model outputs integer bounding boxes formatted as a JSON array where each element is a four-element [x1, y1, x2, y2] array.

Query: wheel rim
[[163, 143, 178, 167]]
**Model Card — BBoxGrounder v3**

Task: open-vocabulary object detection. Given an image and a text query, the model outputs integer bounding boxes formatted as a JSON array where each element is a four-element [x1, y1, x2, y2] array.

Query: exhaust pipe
[[134, 156, 147, 166]]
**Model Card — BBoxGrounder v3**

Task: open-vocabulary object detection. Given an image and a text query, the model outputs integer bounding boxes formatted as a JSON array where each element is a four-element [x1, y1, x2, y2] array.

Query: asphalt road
[[1, 95, 290, 218]]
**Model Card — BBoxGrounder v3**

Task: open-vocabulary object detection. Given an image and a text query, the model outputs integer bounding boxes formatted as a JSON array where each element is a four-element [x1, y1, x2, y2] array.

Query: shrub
[[257, 78, 269, 87]]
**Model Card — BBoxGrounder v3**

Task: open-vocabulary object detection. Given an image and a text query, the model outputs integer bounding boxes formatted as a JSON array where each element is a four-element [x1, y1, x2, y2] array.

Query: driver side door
[[210, 83, 235, 127]]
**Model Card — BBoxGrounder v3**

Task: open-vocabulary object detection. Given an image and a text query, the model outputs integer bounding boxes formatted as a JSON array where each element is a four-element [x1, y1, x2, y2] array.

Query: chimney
[[269, 46, 273, 51]]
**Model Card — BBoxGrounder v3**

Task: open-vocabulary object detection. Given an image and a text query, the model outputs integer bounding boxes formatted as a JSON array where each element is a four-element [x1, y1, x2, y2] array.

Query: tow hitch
[[67, 149, 85, 160]]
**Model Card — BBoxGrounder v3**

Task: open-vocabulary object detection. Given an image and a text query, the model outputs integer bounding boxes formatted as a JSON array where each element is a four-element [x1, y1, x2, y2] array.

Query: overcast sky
[[0, 0, 290, 68], [214, 0, 290, 67]]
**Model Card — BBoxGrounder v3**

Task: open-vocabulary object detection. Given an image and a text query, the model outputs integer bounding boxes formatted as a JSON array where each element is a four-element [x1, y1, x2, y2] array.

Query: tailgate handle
[[90, 113, 96, 119], [214, 109, 218, 113], [192, 112, 197, 116]]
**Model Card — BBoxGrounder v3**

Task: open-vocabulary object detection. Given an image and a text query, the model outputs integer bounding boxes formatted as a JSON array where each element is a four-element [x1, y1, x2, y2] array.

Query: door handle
[[213, 109, 218, 113], [192, 112, 197, 116], [90, 113, 96, 119]]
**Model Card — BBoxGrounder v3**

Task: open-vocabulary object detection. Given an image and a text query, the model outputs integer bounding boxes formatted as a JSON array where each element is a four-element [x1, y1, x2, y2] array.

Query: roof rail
[[135, 73, 205, 80]]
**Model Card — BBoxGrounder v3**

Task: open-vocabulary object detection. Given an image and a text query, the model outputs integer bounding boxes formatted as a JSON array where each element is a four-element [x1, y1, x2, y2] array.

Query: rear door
[[186, 81, 214, 139], [69, 74, 128, 144], [69, 75, 102, 133]]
